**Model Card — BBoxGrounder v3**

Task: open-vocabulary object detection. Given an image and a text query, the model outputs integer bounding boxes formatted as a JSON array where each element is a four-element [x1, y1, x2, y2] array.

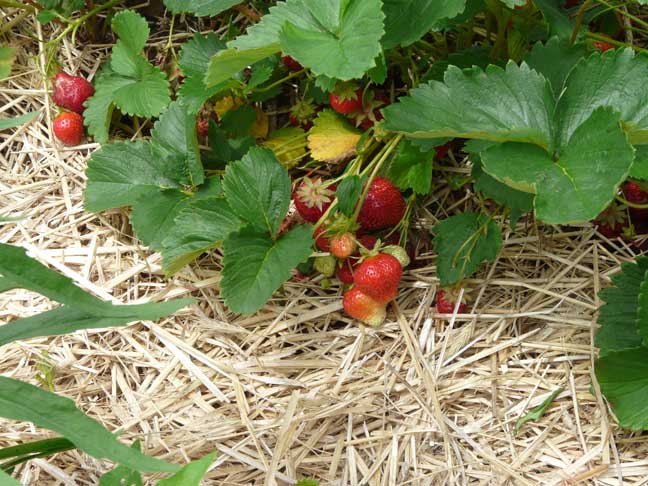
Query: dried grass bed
[[2, 8, 648, 486]]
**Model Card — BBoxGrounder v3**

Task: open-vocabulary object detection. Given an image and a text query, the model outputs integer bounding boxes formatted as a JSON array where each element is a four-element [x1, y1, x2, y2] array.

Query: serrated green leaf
[[336, 175, 365, 217], [83, 70, 124, 143], [99, 442, 144, 486], [0, 111, 38, 130], [524, 37, 587, 96], [220, 105, 256, 138], [381, 0, 467, 48], [636, 267, 648, 347], [111, 10, 149, 52], [433, 212, 502, 286], [513, 388, 563, 435], [368, 50, 387, 84], [203, 122, 255, 169], [631, 145, 648, 180], [247, 55, 279, 89], [596, 347, 648, 430], [597, 257, 648, 354], [222, 147, 291, 236], [278, 0, 384, 80], [0, 46, 16, 80], [387, 139, 434, 194], [178, 33, 229, 114], [0, 377, 178, 473], [161, 197, 244, 275], [481, 108, 634, 224], [36, 9, 58, 23], [109, 60, 170, 117], [0, 469, 21, 485], [157, 452, 216, 485], [554, 49, 648, 148], [221, 224, 313, 314], [424, 45, 494, 82], [163, 0, 241, 16], [130, 190, 190, 250], [205, 44, 280, 87], [383, 62, 553, 147]]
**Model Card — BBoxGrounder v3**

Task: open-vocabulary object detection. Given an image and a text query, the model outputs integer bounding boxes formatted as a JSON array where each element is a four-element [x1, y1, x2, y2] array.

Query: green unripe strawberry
[[382, 245, 410, 268], [313, 254, 336, 277]]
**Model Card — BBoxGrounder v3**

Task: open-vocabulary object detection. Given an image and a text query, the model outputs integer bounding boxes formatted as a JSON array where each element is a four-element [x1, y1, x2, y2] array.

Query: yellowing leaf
[[307, 110, 361, 163], [250, 106, 269, 139], [262, 127, 307, 169], [214, 95, 243, 117]]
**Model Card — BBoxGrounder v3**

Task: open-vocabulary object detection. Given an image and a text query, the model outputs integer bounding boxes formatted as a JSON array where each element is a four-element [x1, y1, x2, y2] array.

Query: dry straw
[[1, 6, 648, 486]]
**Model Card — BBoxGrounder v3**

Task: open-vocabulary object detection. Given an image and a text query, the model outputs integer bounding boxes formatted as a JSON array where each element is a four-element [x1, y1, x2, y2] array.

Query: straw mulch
[[2, 8, 648, 486]]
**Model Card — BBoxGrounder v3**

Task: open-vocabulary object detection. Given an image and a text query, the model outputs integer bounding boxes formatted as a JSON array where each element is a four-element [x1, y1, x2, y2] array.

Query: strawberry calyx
[[331, 81, 361, 103]]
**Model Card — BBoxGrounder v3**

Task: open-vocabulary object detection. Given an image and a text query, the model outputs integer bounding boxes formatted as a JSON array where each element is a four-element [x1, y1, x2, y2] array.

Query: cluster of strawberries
[[51, 71, 94, 146], [293, 175, 412, 326], [595, 181, 648, 239]]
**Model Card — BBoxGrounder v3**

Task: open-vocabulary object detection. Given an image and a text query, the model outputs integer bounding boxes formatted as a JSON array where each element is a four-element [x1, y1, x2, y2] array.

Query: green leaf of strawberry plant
[[0, 469, 21, 485], [163, 0, 241, 16], [423, 45, 494, 82], [84, 10, 171, 143], [0, 46, 16, 80], [533, 0, 575, 41], [222, 147, 291, 237], [336, 175, 365, 217], [203, 122, 256, 169], [130, 190, 191, 250], [99, 442, 144, 486], [179, 33, 230, 114], [157, 452, 217, 485], [0, 376, 179, 473], [433, 212, 502, 286], [0, 243, 193, 346], [205, 44, 280, 87], [387, 138, 434, 194], [595, 347, 648, 430], [524, 37, 587, 96], [221, 224, 313, 314], [220, 105, 257, 138]]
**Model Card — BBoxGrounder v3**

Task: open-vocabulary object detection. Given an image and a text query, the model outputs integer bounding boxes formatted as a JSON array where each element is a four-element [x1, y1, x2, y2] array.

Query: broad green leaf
[[383, 62, 553, 147], [481, 108, 634, 224], [84, 141, 183, 211], [151, 100, 204, 186], [130, 190, 190, 250], [203, 122, 255, 169], [596, 347, 648, 430], [221, 224, 313, 314], [278, 0, 385, 80], [307, 110, 362, 163], [554, 49, 648, 148], [336, 175, 365, 217], [597, 257, 648, 354], [220, 105, 256, 138], [111, 10, 149, 52], [433, 212, 502, 286], [205, 44, 280, 88], [0, 377, 178, 472], [163, 0, 241, 16], [424, 45, 494, 82], [161, 198, 244, 275], [0, 469, 20, 485], [513, 388, 563, 435], [631, 145, 648, 180], [178, 33, 229, 114], [157, 452, 216, 485], [36, 9, 58, 23], [99, 442, 144, 486], [387, 139, 434, 194], [0, 111, 38, 130], [524, 37, 587, 96], [381, 0, 467, 48], [109, 60, 170, 118], [83, 70, 125, 143], [247, 55, 279, 89], [533, 0, 575, 41], [222, 147, 291, 236], [0, 46, 16, 80], [634, 264, 648, 346]]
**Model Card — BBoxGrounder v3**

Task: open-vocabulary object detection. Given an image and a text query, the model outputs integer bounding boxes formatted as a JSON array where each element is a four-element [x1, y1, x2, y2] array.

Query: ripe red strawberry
[[314, 226, 330, 252], [358, 234, 378, 250], [336, 259, 358, 284], [294, 178, 336, 223], [330, 232, 356, 259], [53, 112, 84, 145], [357, 176, 406, 230], [354, 253, 402, 303], [343, 287, 386, 327], [436, 289, 467, 314], [434, 142, 452, 160], [594, 37, 615, 52], [594, 204, 631, 238], [52, 71, 94, 114], [197, 117, 210, 137], [281, 55, 302, 71], [329, 88, 362, 114], [624, 181, 648, 220]]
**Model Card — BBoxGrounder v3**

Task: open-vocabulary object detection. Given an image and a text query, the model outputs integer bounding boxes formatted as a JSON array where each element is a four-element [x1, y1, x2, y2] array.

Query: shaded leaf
[[163, 0, 241, 16], [205, 44, 280, 87], [387, 139, 434, 194], [524, 37, 587, 96]]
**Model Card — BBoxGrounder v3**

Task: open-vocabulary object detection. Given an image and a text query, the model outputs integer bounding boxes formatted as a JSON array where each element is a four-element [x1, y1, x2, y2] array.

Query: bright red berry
[[594, 204, 631, 239], [294, 178, 336, 223], [53, 112, 84, 145], [314, 226, 330, 252], [52, 71, 94, 114], [436, 289, 467, 314], [336, 259, 358, 284], [281, 55, 302, 71], [343, 288, 386, 327], [434, 142, 452, 160], [594, 41, 614, 52], [197, 117, 209, 137], [330, 232, 356, 259], [357, 176, 406, 230], [358, 234, 378, 250], [354, 253, 402, 303], [329, 88, 363, 114], [624, 181, 648, 220]]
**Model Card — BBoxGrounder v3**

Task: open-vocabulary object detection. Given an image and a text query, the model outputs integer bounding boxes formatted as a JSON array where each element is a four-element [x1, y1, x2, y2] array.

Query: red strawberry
[[336, 259, 358, 284], [434, 142, 452, 160], [594, 37, 615, 52], [197, 117, 210, 137], [52, 71, 95, 114], [624, 181, 648, 220], [357, 177, 406, 230], [436, 289, 467, 314], [330, 232, 356, 259], [354, 253, 402, 303], [343, 287, 386, 327], [281, 55, 302, 72], [314, 226, 330, 252], [358, 234, 378, 250], [329, 87, 363, 114], [594, 203, 630, 238], [53, 112, 84, 145], [294, 178, 336, 223]]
